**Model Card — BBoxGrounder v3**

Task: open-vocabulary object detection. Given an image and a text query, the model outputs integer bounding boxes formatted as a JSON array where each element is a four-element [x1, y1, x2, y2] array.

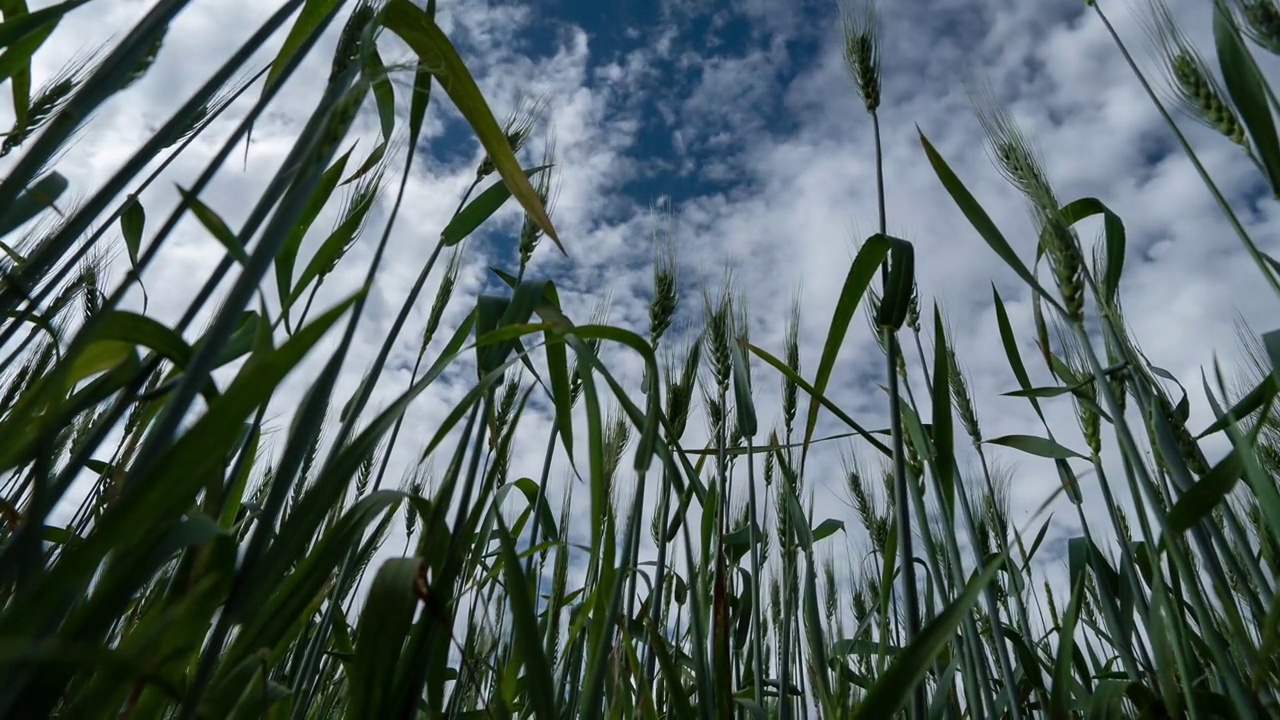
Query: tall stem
[[872, 110, 925, 720]]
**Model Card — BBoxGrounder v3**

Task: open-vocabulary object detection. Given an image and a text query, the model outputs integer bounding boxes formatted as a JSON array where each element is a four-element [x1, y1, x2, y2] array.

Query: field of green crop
[[1, 0, 1279, 717]]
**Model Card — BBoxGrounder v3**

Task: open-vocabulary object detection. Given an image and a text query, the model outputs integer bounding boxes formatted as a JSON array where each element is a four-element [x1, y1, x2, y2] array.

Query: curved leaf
[[347, 558, 423, 718], [0, 0, 89, 52], [383, 0, 561, 252], [0, 171, 66, 239], [440, 166, 552, 247], [919, 130, 1065, 315], [986, 434, 1085, 460], [1215, 2, 1280, 196], [802, 233, 892, 465]]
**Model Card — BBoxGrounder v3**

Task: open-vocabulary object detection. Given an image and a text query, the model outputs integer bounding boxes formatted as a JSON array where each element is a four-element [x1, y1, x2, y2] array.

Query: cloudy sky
[[14, 0, 1280, 607]]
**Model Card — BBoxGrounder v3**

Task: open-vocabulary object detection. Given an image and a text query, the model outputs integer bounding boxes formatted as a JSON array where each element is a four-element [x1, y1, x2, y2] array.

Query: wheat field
[[0, 0, 1278, 717]]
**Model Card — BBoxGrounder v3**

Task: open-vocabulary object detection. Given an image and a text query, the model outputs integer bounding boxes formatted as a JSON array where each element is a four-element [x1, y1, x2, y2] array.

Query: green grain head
[[476, 93, 548, 179], [1236, 0, 1280, 55], [839, 0, 881, 113], [1143, 0, 1250, 151], [648, 201, 680, 349]]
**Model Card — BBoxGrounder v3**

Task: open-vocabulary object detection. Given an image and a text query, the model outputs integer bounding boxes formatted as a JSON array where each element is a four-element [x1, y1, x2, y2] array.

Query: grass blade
[[383, 0, 561, 251], [1214, 0, 1280, 195], [853, 554, 1005, 719], [802, 233, 891, 464]]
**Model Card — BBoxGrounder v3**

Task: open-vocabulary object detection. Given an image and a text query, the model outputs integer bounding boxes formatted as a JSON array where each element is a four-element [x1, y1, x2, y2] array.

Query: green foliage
[[0, 0, 1278, 718]]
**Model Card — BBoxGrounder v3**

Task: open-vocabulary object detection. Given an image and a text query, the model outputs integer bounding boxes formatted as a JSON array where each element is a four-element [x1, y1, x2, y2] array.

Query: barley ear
[[519, 128, 560, 272], [970, 83, 1085, 325], [2, 56, 91, 157], [570, 291, 613, 405], [839, 0, 881, 112], [702, 273, 736, 396], [476, 92, 548, 179], [331, 1, 380, 85], [648, 199, 680, 349], [122, 24, 167, 90], [164, 70, 256, 150], [1234, 0, 1280, 55], [905, 281, 921, 333], [969, 81, 1057, 205], [78, 251, 108, 321], [663, 328, 701, 441], [1060, 324, 1103, 458], [782, 295, 801, 439], [602, 403, 631, 495], [1141, 0, 1251, 152], [421, 247, 463, 353], [948, 346, 982, 446]]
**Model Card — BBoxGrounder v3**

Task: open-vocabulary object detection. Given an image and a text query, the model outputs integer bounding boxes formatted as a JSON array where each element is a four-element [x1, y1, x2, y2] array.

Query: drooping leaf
[[1057, 197, 1126, 306], [876, 235, 914, 330], [1168, 441, 1248, 533], [1050, 577, 1086, 717], [0, 171, 67, 238], [383, 0, 561, 252], [986, 434, 1085, 460], [750, 341, 890, 456], [1215, 2, 1280, 196], [0, 0, 88, 53], [346, 558, 423, 718], [119, 195, 144, 267], [931, 305, 955, 516], [803, 233, 892, 464], [812, 518, 844, 543], [276, 147, 354, 325], [364, 46, 396, 142], [992, 285, 1048, 424], [175, 186, 249, 266], [494, 517, 557, 720], [730, 335, 757, 438]]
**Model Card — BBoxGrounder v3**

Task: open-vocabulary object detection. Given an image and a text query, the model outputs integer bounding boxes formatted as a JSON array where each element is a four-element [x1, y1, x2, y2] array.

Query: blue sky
[[430, 0, 832, 217], [15, 0, 1280, 603]]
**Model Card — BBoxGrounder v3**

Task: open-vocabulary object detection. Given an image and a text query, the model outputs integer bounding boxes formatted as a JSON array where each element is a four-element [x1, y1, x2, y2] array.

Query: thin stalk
[[523, 425, 559, 579], [897, 371, 994, 718], [644, 460, 673, 684], [1075, 288, 1260, 716], [745, 434, 765, 709], [779, 485, 795, 720], [871, 109, 924, 720]]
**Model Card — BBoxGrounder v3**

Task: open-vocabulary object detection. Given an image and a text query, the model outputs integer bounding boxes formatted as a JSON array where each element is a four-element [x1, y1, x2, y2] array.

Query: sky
[[9, 0, 1280, 616]]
